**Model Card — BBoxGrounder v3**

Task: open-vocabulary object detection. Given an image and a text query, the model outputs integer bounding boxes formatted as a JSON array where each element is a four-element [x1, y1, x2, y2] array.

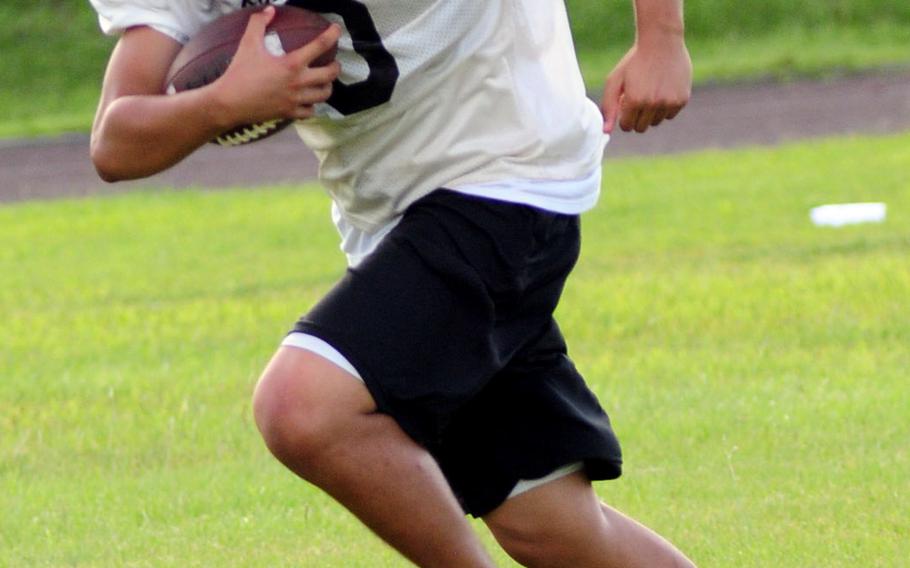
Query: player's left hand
[[601, 36, 692, 134]]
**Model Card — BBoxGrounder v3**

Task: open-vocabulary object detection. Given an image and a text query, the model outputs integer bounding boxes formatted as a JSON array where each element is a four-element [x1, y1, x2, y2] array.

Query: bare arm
[[600, 0, 692, 134], [91, 7, 341, 182]]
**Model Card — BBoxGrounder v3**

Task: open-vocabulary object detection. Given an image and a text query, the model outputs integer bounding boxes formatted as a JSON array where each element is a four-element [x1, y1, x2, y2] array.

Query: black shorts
[[292, 189, 622, 516]]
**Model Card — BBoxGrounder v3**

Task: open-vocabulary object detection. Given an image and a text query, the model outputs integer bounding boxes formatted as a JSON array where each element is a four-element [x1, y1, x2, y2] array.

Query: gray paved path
[[1, 69, 908, 203]]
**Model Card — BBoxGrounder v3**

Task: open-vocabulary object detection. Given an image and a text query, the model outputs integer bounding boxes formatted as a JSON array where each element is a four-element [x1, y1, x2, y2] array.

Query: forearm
[[88, 24, 229, 183], [90, 12, 340, 183], [631, 0, 685, 45], [90, 86, 229, 182]]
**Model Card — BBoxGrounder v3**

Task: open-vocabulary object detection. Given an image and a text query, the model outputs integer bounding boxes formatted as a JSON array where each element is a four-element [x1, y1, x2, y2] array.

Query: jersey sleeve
[[88, 0, 192, 43]]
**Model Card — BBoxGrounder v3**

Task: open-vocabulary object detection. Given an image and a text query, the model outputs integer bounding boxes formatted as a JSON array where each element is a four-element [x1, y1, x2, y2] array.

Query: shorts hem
[[461, 455, 623, 518]]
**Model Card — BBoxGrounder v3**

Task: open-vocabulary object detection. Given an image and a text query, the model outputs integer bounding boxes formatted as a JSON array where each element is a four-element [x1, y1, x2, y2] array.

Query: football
[[165, 5, 336, 147]]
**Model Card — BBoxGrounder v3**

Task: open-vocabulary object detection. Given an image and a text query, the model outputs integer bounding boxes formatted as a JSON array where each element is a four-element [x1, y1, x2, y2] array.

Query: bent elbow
[[90, 139, 128, 183], [93, 162, 122, 184]]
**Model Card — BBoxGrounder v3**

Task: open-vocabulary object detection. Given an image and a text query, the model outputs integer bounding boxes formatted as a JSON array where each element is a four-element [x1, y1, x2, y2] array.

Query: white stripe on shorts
[[508, 462, 585, 500], [281, 332, 364, 381]]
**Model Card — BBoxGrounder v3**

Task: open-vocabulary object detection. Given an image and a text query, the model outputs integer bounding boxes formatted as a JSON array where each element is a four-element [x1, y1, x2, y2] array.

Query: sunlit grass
[[2, 133, 908, 566]]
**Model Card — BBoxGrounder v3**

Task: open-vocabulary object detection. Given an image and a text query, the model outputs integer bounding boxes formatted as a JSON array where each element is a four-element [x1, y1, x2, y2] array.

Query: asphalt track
[[1, 69, 908, 203]]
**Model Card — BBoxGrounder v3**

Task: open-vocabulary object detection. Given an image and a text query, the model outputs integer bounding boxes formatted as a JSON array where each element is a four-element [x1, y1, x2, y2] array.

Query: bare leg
[[253, 347, 495, 568], [483, 471, 695, 568]]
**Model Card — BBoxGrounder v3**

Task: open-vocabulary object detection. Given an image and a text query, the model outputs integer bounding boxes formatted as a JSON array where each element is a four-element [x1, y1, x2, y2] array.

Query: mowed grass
[[577, 21, 910, 88], [2, 133, 909, 566], [0, 2, 114, 139]]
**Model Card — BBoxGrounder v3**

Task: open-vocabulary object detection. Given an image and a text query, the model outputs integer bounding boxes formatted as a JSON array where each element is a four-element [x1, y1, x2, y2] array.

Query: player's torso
[[276, 1, 600, 230]]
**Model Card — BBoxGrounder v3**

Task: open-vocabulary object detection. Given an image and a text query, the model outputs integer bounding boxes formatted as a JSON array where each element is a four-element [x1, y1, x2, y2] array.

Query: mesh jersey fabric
[[89, 0, 607, 231]]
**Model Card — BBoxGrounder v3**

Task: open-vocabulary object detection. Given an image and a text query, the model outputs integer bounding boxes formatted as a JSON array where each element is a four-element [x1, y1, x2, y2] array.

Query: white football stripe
[[263, 31, 286, 57]]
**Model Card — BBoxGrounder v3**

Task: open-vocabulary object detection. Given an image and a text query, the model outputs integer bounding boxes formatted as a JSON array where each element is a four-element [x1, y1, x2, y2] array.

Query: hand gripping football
[[165, 5, 336, 147]]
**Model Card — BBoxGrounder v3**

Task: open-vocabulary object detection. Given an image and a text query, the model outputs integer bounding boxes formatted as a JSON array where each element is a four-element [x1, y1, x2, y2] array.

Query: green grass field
[[2, 132, 908, 566]]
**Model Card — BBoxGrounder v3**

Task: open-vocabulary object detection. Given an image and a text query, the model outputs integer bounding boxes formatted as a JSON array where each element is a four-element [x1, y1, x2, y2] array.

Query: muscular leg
[[253, 346, 495, 568], [483, 471, 695, 568]]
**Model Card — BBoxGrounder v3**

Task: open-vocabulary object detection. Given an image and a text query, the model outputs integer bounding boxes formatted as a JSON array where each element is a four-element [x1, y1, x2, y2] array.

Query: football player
[[89, 1, 693, 566]]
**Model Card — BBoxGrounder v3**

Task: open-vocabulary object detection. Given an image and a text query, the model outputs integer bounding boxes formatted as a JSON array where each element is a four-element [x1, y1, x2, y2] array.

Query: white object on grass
[[810, 203, 887, 227]]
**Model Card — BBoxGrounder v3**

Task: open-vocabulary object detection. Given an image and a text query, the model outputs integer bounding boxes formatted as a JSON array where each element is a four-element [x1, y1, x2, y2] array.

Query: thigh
[[483, 471, 612, 565], [484, 471, 696, 568], [483, 470, 604, 537]]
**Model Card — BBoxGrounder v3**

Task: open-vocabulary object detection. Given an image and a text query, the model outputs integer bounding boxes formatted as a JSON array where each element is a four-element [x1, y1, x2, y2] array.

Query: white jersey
[[91, 0, 608, 232]]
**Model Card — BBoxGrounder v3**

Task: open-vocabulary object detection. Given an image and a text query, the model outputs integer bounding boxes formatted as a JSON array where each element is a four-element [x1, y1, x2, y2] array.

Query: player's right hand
[[212, 6, 342, 127]]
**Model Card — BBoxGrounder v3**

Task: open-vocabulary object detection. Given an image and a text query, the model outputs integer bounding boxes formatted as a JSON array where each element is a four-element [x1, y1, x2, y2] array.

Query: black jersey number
[[287, 0, 399, 115]]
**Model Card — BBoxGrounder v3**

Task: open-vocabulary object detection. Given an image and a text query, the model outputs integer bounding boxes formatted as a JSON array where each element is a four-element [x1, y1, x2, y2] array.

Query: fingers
[[286, 24, 342, 68], [600, 71, 624, 134], [296, 81, 334, 107], [623, 104, 664, 133], [281, 41, 341, 119], [648, 107, 669, 127], [285, 60, 339, 108], [280, 28, 342, 116], [292, 104, 316, 120], [618, 96, 687, 133], [665, 103, 684, 121], [239, 6, 276, 51], [288, 73, 335, 119], [300, 60, 341, 86], [633, 107, 665, 133]]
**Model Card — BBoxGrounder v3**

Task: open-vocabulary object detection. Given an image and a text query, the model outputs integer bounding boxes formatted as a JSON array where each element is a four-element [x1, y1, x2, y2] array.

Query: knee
[[253, 366, 326, 465], [253, 352, 364, 467]]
